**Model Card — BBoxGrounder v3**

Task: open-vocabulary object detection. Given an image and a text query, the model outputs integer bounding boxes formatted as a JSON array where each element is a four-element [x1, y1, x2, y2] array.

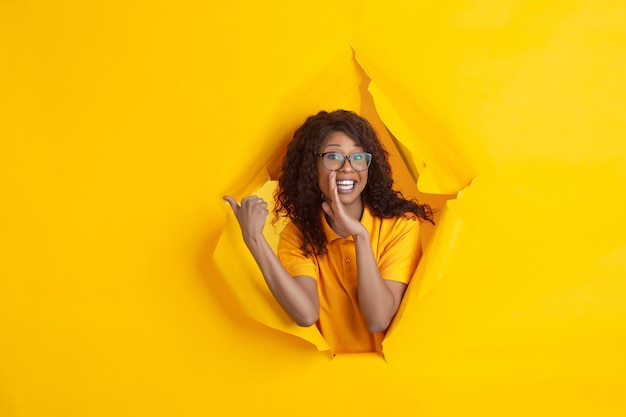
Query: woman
[[224, 110, 433, 354]]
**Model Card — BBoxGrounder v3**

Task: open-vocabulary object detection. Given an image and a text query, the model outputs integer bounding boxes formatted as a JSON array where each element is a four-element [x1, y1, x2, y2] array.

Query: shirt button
[[345, 258, 351, 264]]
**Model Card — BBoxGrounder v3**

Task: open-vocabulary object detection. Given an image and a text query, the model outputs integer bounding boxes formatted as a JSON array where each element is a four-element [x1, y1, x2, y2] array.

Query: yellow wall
[[1, 1, 625, 416]]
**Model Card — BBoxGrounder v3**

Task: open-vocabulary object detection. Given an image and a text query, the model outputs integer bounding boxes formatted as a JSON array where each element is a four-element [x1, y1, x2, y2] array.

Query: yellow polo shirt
[[277, 206, 422, 354]]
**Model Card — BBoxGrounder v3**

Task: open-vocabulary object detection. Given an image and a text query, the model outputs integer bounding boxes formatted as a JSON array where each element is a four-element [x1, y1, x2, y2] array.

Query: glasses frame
[[317, 152, 372, 172]]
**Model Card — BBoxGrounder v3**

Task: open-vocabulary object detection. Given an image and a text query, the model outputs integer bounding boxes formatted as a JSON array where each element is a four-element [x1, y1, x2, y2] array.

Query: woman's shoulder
[[367, 205, 419, 224], [279, 220, 303, 239], [371, 210, 420, 234]]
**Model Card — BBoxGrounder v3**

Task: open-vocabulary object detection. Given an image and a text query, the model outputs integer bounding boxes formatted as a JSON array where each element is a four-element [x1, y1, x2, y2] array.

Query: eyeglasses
[[317, 152, 372, 172]]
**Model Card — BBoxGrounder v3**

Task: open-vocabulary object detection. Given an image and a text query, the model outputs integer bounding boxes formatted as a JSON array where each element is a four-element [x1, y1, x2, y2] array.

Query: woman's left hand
[[321, 171, 366, 238]]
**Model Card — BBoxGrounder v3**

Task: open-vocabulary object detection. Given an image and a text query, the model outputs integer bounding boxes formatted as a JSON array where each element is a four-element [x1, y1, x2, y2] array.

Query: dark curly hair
[[273, 110, 434, 257]]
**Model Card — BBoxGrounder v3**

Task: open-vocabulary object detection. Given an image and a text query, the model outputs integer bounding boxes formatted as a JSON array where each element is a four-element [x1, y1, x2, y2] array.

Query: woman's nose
[[340, 158, 355, 172]]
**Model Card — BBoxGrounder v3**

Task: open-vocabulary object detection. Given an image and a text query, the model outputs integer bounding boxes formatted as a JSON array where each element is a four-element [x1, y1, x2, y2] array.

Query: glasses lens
[[349, 153, 372, 171], [323, 153, 345, 171]]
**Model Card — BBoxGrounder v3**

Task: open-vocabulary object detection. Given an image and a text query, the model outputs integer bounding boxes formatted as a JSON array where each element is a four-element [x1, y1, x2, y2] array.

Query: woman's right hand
[[223, 195, 270, 245], [321, 171, 367, 238]]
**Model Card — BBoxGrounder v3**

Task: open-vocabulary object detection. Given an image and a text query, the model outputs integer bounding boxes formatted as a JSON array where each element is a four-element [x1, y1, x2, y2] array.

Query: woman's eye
[[328, 153, 342, 160], [352, 153, 363, 161]]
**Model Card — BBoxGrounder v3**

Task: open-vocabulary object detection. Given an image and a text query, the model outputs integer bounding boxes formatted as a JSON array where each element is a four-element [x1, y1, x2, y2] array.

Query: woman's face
[[317, 131, 368, 216]]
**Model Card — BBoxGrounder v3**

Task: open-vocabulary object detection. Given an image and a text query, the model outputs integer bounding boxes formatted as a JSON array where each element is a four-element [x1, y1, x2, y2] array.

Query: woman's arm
[[321, 171, 406, 333], [353, 231, 407, 333], [223, 195, 319, 327]]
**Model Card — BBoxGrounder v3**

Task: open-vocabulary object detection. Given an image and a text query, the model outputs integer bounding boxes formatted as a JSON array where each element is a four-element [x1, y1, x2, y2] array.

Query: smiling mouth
[[336, 180, 356, 192]]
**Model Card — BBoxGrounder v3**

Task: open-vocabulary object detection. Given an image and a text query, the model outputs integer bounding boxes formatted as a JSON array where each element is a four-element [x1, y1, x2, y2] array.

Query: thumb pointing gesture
[[223, 195, 269, 245], [223, 196, 240, 214]]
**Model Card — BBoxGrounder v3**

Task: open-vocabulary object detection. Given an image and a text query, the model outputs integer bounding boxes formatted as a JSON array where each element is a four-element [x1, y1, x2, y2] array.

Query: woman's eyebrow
[[322, 143, 341, 150], [321, 143, 360, 151]]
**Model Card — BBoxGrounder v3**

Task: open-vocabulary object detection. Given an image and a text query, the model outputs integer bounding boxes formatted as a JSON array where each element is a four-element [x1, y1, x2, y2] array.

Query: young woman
[[224, 110, 433, 354]]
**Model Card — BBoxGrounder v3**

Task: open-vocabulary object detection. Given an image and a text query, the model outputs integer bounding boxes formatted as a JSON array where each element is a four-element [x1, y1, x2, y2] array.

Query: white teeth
[[336, 180, 355, 190]]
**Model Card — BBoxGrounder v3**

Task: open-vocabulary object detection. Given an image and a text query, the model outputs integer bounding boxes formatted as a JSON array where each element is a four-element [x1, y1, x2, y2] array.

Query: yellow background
[[1, 1, 625, 416]]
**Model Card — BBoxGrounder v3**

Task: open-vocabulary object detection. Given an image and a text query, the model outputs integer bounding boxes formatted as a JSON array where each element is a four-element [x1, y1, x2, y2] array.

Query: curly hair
[[273, 110, 434, 257]]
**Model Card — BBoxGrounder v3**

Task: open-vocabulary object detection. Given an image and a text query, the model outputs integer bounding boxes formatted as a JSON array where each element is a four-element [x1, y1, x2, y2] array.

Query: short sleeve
[[377, 217, 422, 284], [277, 222, 319, 280]]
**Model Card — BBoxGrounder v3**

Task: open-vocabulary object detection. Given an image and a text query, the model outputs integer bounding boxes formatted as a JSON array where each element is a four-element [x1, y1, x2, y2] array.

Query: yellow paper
[[2, 1, 626, 416]]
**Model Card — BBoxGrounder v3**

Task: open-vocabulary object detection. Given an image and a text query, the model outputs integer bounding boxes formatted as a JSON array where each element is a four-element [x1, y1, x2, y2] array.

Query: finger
[[241, 195, 261, 206], [328, 171, 339, 202], [328, 171, 344, 212], [256, 198, 269, 212], [250, 196, 269, 209], [223, 196, 240, 213]]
